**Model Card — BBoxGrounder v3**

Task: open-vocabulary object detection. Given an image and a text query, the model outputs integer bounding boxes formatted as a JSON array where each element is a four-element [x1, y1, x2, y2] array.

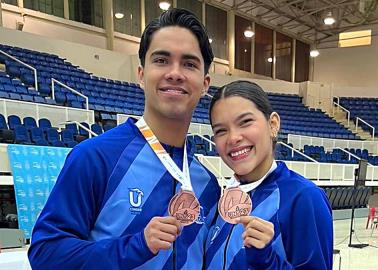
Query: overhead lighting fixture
[[114, 13, 124, 19], [267, 57, 273, 63], [159, 1, 171, 11], [310, 49, 320, 57], [244, 26, 254, 38], [209, 38, 213, 43], [323, 12, 335, 25]]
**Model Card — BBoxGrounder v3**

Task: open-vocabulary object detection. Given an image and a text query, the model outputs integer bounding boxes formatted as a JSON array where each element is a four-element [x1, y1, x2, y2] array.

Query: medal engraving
[[168, 190, 200, 226], [218, 187, 252, 224]]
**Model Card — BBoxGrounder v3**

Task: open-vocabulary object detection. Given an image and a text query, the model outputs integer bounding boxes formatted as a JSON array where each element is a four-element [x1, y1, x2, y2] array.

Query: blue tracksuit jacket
[[28, 118, 220, 269], [205, 161, 333, 269]]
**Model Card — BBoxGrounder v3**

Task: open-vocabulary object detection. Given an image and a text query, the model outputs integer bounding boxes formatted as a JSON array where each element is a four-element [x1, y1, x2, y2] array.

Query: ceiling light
[[268, 57, 273, 63], [115, 13, 124, 19], [209, 38, 213, 43], [323, 12, 335, 25], [159, 1, 171, 11], [244, 26, 254, 38], [310, 49, 320, 57]]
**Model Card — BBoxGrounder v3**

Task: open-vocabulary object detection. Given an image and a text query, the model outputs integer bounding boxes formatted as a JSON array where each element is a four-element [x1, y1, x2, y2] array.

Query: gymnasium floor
[[333, 217, 378, 269]]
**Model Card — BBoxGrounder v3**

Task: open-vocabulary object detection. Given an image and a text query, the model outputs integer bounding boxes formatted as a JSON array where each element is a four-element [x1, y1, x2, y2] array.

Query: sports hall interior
[[0, 1, 377, 269]]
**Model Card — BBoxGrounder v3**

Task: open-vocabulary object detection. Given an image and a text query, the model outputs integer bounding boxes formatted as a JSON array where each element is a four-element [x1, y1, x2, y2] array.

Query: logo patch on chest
[[129, 188, 144, 214]]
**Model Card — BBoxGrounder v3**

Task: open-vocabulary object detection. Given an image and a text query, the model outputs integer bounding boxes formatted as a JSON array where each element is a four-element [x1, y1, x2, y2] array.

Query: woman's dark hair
[[209, 80, 273, 125], [209, 80, 279, 149], [139, 8, 214, 74]]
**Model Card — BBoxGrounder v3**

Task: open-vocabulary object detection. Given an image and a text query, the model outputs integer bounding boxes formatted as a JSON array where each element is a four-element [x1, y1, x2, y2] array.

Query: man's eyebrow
[[150, 50, 171, 58], [182, 54, 201, 63], [150, 51, 201, 63]]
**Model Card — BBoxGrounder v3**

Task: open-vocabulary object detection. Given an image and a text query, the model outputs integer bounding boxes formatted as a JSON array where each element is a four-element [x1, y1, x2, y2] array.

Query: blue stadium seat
[[103, 123, 115, 132], [91, 123, 103, 135], [30, 127, 49, 146], [0, 114, 14, 143], [23, 116, 38, 131], [46, 128, 63, 145], [14, 125, 32, 144], [61, 129, 78, 147], [33, 95, 46, 104], [79, 122, 90, 137], [38, 118, 52, 132], [7, 115, 22, 129]]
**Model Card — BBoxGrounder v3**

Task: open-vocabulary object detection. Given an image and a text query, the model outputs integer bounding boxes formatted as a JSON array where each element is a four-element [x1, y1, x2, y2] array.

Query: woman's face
[[211, 96, 279, 182]]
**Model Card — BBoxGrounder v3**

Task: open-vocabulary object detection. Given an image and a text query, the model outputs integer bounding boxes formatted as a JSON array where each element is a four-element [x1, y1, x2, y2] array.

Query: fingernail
[[235, 217, 240, 223]]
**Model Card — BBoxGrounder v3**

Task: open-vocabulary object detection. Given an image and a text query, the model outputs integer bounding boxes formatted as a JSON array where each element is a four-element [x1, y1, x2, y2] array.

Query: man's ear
[[201, 74, 211, 97], [137, 65, 145, 90]]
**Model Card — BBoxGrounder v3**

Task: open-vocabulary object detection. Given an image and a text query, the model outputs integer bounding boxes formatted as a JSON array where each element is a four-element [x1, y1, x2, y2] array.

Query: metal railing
[[51, 78, 89, 110], [334, 147, 363, 162], [0, 49, 38, 91], [187, 132, 215, 151], [62, 120, 97, 138], [355, 117, 375, 141], [288, 134, 378, 155], [0, 97, 94, 127], [333, 100, 350, 127], [277, 141, 319, 163]]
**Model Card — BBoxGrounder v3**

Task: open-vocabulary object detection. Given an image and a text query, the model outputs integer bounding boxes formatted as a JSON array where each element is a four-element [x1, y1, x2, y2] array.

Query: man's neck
[[143, 113, 191, 147]]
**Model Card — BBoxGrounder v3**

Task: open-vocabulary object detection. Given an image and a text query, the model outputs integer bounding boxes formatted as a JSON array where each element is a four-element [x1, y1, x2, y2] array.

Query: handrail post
[[51, 78, 89, 110], [51, 79, 55, 100], [0, 49, 38, 91]]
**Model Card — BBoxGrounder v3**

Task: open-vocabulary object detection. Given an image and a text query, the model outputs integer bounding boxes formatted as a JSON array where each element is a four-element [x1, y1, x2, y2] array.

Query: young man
[[28, 8, 220, 270]]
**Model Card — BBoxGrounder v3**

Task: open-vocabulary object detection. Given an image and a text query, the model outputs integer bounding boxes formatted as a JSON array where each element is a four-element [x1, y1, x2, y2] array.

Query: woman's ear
[[269, 112, 280, 138]]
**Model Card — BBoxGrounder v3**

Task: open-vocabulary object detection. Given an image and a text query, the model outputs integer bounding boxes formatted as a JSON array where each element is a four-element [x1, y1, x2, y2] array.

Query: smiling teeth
[[230, 148, 250, 157], [164, 89, 185, 93]]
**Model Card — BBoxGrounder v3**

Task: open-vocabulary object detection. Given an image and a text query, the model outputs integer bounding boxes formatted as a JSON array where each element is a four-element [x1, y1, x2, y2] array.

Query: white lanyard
[[135, 117, 193, 191], [224, 160, 277, 193]]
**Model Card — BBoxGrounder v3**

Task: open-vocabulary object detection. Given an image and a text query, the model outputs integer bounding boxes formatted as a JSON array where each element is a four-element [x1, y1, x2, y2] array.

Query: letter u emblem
[[129, 188, 144, 207]]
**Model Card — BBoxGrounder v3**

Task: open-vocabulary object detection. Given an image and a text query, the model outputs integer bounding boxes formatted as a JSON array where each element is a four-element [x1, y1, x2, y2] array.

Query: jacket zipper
[[170, 146, 177, 270], [223, 224, 235, 270]]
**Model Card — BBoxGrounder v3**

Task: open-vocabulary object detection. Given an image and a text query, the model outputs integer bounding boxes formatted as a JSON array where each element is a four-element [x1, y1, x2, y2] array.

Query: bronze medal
[[218, 187, 252, 224], [168, 190, 200, 226]]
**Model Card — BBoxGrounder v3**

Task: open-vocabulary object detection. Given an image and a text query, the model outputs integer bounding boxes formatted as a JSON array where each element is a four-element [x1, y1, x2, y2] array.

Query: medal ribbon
[[224, 160, 277, 193], [136, 117, 193, 191]]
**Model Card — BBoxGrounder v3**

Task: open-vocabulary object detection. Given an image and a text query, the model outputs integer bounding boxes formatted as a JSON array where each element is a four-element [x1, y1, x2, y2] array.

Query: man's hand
[[144, 216, 182, 254], [237, 216, 274, 249]]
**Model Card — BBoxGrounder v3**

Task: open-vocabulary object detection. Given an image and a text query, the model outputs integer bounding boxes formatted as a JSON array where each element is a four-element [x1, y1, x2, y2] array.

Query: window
[[254, 23, 272, 77], [69, 0, 103, 28], [339, 30, 371, 48], [3, 0, 18, 5], [275, 32, 292, 81], [295, 40, 309, 82], [113, 0, 141, 37], [205, 4, 227, 59], [145, 0, 163, 28], [234, 15, 251, 72], [24, 0, 64, 18], [177, 0, 202, 22]]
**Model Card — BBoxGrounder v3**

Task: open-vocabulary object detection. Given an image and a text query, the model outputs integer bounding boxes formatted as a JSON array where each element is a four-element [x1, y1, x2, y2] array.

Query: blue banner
[[7, 145, 71, 239]]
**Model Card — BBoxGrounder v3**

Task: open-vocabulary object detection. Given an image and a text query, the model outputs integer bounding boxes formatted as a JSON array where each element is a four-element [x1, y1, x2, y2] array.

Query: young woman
[[204, 80, 333, 269]]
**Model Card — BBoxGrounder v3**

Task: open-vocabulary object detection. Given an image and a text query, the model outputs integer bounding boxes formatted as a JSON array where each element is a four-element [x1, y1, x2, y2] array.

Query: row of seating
[[339, 97, 378, 136], [0, 43, 364, 140], [324, 186, 371, 210], [0, 113, 115, 147]]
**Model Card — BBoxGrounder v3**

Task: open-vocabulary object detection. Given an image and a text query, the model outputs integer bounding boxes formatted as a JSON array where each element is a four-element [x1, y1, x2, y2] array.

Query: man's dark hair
[[139, 8, 214, 74]]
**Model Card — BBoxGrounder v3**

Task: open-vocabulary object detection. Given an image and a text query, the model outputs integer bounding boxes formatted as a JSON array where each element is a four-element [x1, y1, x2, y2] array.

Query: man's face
[[138, 26, 210, 122]]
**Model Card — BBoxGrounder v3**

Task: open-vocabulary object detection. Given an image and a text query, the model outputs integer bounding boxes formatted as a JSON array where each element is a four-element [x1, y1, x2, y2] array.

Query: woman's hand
[[237, 216, 274, 249]]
